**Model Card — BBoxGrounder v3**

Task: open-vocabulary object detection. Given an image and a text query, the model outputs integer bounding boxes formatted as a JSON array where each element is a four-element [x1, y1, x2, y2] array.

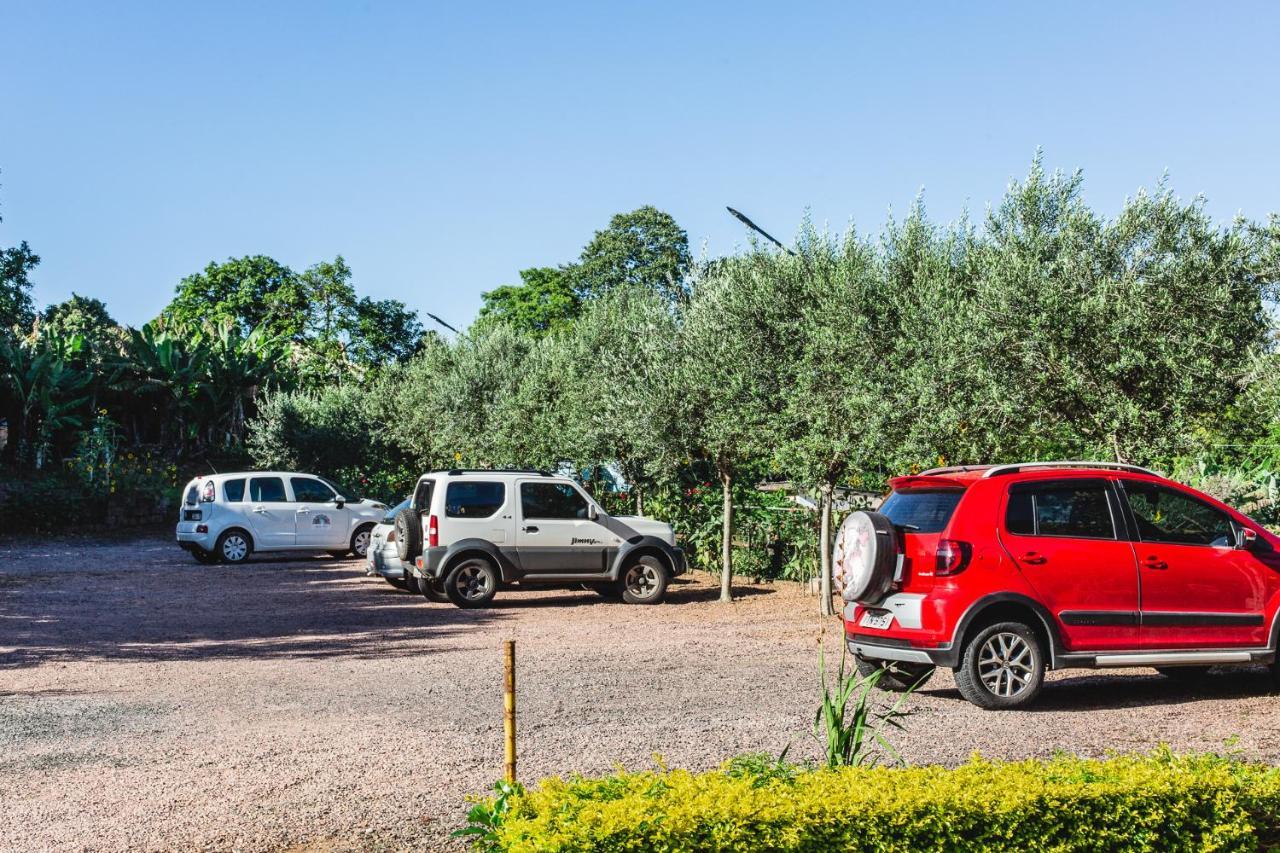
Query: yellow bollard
[[504, 639, 516, 783]]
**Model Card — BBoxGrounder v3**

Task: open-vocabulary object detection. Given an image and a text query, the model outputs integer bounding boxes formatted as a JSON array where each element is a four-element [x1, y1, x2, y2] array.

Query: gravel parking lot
[[3, 531, 1279, 851]]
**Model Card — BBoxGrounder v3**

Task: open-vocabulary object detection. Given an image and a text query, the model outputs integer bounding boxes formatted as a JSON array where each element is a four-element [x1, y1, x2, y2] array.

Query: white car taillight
[[428, 514, 439, 548]]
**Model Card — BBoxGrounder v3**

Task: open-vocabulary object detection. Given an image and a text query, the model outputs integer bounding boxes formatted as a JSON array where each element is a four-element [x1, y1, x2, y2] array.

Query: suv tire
[[216, 530, 252, 565], [832, 510, 898, 603], [954, 621, 1045, 709], [420, 577, 451, 604], [394, 508, 422, 562], [444, 557, 499, 608], [619, 555, 668, 604], [855, 654, 935, 692]]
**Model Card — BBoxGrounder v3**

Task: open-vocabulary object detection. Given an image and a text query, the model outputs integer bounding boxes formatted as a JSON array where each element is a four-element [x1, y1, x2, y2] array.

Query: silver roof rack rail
[[916, 465, 994, 476], [980, 461, 1162, 478]]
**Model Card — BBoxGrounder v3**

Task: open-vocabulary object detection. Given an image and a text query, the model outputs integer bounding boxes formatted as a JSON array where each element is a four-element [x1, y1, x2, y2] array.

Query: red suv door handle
[[1141, 556, 1168, 570], [1021, 552, 1047, 565]]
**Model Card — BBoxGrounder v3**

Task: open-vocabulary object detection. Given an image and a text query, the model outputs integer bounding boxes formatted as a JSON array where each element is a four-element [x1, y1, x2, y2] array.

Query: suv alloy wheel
[[445, 557, 499, 608], [619, 555, 668, 604], [954, 621, 1046, 709]]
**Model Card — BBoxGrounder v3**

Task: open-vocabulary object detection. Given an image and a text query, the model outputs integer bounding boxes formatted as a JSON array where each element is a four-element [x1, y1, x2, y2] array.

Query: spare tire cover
[[832, 510, 898, 603], [394, 507, 423, 562]]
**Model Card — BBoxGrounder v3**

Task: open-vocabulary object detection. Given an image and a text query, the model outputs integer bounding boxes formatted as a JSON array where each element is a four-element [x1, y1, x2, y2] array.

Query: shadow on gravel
[[921, 668, 1276, 711], [0, 538, 501, 670], [487, 577, 777, 610]]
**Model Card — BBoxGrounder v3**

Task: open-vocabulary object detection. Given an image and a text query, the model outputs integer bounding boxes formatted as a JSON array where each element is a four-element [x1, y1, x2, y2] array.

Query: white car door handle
[[253, 505, 267, 514], [297, 508, 310, 514]]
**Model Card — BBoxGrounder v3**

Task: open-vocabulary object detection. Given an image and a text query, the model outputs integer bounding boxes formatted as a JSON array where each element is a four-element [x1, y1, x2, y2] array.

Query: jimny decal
[[571, 537, 600, 545]]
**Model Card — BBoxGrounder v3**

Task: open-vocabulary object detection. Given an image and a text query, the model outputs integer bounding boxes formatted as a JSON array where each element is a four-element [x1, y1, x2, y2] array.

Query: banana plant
[[194, 320, 287, 448], [112, 323, 209, 454], [0, 331, 92, 468]]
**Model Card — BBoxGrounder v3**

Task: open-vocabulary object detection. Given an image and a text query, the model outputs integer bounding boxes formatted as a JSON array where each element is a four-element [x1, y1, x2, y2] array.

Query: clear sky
[[2, 1, 1277, 330]]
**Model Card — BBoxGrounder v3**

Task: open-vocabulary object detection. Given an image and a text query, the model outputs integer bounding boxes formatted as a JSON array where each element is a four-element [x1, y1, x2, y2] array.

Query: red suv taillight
[[427, 514, 439, 548], [935, 539, 971, 576]]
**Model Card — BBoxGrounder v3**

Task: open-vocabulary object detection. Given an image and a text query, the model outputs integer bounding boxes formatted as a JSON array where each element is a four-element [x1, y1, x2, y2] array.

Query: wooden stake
[[503, 639, 516, 783]]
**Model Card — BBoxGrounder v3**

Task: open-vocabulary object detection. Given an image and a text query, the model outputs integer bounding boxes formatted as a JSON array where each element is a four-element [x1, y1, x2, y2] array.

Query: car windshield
[[879, 489, 964, 533], [321, 477, 361, 503], [383, 498, 410, 524]]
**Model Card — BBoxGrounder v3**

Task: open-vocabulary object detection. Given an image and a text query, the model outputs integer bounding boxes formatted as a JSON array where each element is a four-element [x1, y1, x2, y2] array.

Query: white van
[[175, 472, 389, 564]]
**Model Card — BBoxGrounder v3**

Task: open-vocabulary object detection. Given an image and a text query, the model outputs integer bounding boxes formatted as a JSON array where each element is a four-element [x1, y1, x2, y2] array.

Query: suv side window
[[413, 479, 434, 511], [445, 481, 505, 518], [1005, 481, 1115, 539], [249, 476, 287, 503], [223, 478, 246, 502], [521, 482, 588, 519], [291, 477, 336, 503], [1123, 481, 1234, 547]]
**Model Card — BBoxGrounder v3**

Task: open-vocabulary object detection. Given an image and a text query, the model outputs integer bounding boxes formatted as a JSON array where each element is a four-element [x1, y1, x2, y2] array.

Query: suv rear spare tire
[[832, 510, 898, 603], [394, 508, 422, 562]]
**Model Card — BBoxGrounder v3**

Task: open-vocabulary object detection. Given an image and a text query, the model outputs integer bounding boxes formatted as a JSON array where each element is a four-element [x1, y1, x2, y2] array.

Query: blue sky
[[2, 1, 1277, 329]]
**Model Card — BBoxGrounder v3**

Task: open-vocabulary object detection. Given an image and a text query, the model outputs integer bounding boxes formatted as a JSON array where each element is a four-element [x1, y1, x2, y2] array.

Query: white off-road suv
[[175, 472, 389, 564], [392, 469, 686, 608]]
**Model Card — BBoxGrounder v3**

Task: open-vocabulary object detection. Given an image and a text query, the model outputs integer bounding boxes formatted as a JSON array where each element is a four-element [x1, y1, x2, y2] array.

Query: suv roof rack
[[916, 465, 994, 476], [980, 461, 1161, 478], [444, 468, 554, 477]]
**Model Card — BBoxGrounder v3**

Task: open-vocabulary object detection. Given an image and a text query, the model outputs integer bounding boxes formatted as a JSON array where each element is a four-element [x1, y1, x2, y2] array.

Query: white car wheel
[[351, 526, 373, 558], [218, 531, 251, 564]]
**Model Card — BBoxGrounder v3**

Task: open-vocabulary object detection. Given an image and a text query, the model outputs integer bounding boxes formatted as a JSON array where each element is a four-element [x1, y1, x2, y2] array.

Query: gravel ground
[[2, 531, 1279, 851]]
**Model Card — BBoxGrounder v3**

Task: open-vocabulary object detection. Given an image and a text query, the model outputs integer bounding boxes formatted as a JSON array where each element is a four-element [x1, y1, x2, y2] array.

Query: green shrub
[[471, 750, 1280, 852]]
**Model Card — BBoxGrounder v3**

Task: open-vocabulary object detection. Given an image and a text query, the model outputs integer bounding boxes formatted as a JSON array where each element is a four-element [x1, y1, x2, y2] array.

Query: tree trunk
[[719, 468, 733, 603], [819, 484, 834, 616], [635, 489, 643, 516]]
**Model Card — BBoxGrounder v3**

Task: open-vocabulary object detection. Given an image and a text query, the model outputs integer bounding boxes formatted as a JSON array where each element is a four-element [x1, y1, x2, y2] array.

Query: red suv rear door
[[999, 478, 1140, 650], [1117, 479, 1271, 649]]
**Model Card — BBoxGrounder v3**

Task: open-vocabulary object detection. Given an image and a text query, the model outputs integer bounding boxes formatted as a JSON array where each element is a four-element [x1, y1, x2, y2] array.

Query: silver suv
[[392, 469, 685, 607]]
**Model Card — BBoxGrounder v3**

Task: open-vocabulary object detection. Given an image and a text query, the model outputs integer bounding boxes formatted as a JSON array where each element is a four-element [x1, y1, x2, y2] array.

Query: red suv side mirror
[[1236, 527, 1259, 552]]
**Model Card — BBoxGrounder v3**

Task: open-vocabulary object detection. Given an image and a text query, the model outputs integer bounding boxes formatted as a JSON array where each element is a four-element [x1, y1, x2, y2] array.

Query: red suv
[[837, 461, 1280, 709]]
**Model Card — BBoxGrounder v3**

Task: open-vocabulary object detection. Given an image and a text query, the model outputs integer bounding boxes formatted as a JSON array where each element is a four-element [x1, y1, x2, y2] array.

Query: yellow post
[[503, 639, 517, 783]]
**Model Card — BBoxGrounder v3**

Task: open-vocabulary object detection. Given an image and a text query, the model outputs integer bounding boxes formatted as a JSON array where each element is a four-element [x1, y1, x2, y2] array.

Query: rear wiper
[[895, 523, 921, 531]]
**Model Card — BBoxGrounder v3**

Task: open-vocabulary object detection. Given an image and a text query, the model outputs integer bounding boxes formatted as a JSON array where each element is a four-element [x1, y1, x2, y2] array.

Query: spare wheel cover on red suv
[[832, 510, 898, 603]]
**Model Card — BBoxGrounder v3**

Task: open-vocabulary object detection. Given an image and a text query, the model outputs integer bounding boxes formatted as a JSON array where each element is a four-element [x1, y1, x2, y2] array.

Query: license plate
[[859, 610, 894, 630]]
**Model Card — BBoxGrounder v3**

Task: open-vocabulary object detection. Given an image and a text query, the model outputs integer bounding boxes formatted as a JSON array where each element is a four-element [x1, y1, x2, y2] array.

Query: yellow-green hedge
[[484, 751, 1280, 852]]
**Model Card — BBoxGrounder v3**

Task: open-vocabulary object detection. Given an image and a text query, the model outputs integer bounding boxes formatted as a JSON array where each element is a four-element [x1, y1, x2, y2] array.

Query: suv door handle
[[1141, 556, 1168, 570], [523, 526, 539, 534], [1021, 552, 1047, 565]]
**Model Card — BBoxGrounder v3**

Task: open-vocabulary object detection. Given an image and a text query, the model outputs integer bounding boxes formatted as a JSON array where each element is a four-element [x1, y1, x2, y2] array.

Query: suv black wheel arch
[[948, 594, 1064, 671], [438, 539, 519, 583], [611, 537, 680, 581]]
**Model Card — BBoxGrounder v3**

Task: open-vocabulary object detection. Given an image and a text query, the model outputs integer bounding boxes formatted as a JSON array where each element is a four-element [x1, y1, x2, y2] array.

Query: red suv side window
[[1004, 480, 1117, 540], [1122, 481, 1234, 547]]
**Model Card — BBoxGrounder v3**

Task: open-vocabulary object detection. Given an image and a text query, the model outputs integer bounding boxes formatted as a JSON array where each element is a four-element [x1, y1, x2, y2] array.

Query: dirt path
[[2, 532, 1278, 851]]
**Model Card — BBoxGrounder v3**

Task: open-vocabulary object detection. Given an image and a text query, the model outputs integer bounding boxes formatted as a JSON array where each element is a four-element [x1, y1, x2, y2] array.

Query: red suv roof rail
[[979, 460, 1162, 478], [916, 465, 994, 476]]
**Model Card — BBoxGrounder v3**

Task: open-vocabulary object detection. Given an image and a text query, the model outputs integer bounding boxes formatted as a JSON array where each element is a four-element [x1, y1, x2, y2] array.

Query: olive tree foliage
[[951, 160, 1271, 466], [681, 249, 807, 601], [553, 286, 685, 506], [773, 225, 892, 613]]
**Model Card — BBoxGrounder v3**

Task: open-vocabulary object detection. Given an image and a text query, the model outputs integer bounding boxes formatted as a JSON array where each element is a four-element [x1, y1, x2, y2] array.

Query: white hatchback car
[[175, 472, 389, 564]]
